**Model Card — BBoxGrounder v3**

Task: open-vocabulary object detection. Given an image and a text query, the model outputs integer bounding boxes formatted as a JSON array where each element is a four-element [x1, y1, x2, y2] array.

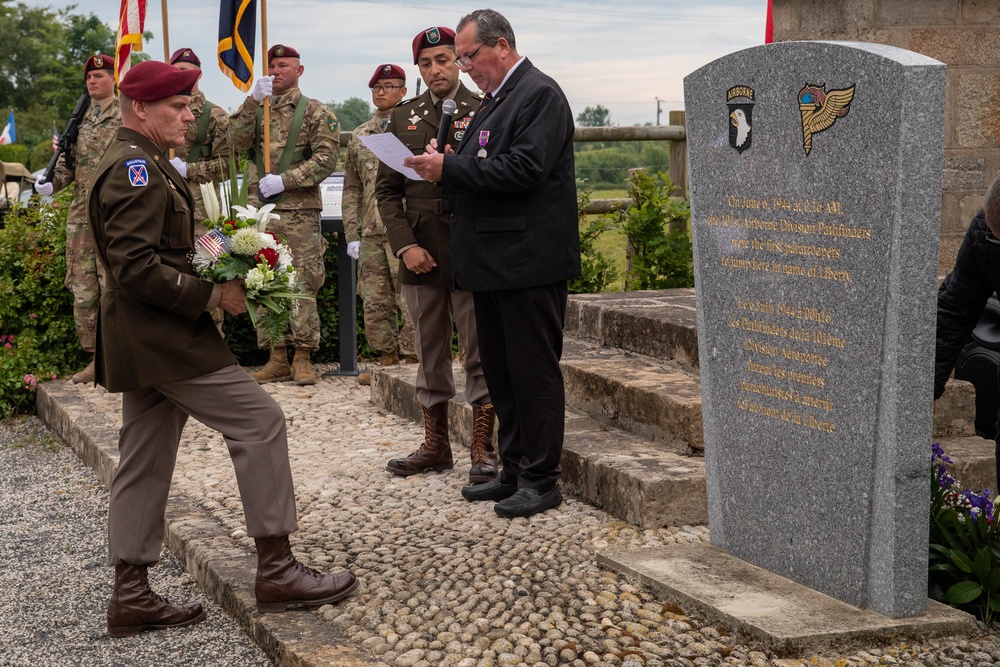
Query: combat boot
[[72, 358, 96, 384], [378, 351, 399, 366], [251, 346, 291, 384], [291, 348, 317, 386], [255, 536, 358, 613], [107, 564, 206, 637], [469, 402, 498, 483], [386, 402, 453, 476]]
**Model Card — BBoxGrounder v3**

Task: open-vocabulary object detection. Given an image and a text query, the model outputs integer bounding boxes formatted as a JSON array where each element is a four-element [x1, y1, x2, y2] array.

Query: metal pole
[[160, 0, 170, 61]]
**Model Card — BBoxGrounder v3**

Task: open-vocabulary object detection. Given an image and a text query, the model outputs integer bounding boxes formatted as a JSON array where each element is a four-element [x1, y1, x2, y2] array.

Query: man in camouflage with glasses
[[344, 64, 417, 385]]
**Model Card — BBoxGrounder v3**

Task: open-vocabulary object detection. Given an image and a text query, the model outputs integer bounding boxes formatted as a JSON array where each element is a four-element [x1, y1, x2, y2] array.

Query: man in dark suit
[[375, 26, 496, 484], [88, 60, 357, 637], [404, 9, 581, 518]]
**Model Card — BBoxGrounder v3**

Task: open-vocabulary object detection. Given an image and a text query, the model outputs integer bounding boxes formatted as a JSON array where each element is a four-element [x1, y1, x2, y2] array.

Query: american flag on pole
[[51, 122, 58, 152], [115, 0, 147, 84]]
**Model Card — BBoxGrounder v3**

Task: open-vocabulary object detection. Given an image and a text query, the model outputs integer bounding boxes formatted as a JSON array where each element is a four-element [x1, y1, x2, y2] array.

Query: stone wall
[[772, 0, 1000, 274]]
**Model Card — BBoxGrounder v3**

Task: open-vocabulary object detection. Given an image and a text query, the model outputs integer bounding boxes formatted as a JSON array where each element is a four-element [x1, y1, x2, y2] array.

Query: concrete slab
[[566, 289, 700, 366], [598, 543, 976, 657]]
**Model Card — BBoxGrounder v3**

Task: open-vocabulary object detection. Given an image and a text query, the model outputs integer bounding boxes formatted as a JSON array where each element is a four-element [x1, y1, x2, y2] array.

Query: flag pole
[[161, 0, 170, 60], [261, 0, 272, 176]]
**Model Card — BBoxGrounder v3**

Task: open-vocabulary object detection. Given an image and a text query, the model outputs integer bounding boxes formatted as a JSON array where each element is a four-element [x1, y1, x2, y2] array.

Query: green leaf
[[947, 580, 983, 605], [951, 550, 974, 574], [973, 547, 993, 579], [989, 595, 1000, 612], [987, 568, 1000, 592]]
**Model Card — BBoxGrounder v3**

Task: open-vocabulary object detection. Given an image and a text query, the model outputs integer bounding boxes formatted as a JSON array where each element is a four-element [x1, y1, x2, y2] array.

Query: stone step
[[561, 337, 703, 455], [371, 362, 708, 528], [565, 289, 699, 366], [933, 379, 977, 439], [935, 434, 996, 495]]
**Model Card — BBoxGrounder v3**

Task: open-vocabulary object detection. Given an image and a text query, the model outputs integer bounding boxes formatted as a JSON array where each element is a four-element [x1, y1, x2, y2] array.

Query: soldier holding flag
[[34, 55, 122, 384]]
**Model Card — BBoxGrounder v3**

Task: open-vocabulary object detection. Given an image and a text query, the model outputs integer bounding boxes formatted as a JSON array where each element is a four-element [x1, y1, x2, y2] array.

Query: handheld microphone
[[436, 99, 457, 152]]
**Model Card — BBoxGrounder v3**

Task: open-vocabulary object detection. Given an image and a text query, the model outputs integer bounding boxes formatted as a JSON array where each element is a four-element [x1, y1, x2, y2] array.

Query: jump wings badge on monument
[[798, 82, 856, 155], [726, 86, 754, 154]]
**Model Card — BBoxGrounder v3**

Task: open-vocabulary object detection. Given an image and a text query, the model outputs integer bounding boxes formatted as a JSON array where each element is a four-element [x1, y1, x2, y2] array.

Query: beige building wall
[[772, 0, 1000, 274]]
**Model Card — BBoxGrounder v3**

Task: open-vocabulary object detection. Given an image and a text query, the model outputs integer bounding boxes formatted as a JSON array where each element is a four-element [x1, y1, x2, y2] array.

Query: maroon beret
[[411, 26, 455, 64], [268, 44, 301, 60], [369, 63, 406, 88], [118, 60, 200, 101], [169, 47, 201, 68], [84, 54, 114, 76]]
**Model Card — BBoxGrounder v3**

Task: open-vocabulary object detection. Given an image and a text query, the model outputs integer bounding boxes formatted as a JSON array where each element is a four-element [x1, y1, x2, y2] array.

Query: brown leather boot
[[251, 346, 291, 384], [469, 402, 498, 483], [291, 348, 318, 386], [107, 564, 206, 637], [255, 536, 359, 613], [385, 402, 453, 476], [72, 359, 96, 384]]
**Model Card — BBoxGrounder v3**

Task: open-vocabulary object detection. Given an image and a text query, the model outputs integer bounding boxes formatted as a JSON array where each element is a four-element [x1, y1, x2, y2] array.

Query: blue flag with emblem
[[0, 109, 14, 145], [218, 0, 256, 93]]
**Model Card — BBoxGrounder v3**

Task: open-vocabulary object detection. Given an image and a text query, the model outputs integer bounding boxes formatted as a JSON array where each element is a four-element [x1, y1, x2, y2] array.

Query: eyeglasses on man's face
[[371, 84, 403, 93], [454, 43, 486, 68]]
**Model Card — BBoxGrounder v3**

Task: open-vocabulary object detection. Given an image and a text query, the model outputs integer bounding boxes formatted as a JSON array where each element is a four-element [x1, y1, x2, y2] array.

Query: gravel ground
[[0, 417, 272, 667], [16, 373, 1000, 666]]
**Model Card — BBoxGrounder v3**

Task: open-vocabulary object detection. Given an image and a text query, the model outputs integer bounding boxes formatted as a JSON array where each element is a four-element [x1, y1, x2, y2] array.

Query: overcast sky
[[24, 0, 767, 125]]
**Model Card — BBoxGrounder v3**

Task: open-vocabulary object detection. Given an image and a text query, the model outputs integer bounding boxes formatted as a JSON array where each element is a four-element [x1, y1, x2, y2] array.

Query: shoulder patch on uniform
[[125, 158, 148, 187], [328, 116, 339, 132]]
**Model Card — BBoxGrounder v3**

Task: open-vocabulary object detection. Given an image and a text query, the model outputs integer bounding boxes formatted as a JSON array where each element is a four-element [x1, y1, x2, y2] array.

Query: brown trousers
[[108, 364, 298, 565], [402, 284, 489, 409]]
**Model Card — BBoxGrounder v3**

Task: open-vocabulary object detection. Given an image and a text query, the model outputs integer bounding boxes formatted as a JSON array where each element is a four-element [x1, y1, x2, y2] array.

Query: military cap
[[84, 54, 114, 75], [369, 63, 406, 88], [268, 44, 301, 60], [411, 26, 455, 64], [118, 61, 200, 102], [169, 47, 201, 68]]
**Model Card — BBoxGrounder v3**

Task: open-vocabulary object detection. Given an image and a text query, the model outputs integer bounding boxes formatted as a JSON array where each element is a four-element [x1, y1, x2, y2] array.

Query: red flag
[[115, 0, 147, 84], [764, 0, 774, 44]]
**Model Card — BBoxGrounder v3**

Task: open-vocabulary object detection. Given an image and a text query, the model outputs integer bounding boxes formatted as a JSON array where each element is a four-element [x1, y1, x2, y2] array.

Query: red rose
[[256, 247, 279, 268]]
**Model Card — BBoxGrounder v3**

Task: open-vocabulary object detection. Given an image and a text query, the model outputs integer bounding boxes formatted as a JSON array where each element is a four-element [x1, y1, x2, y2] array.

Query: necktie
[[478, 93, 493, 111]]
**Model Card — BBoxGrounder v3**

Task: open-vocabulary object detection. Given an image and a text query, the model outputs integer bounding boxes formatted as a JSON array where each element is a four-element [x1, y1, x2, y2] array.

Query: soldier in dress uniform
[[344, 63, 417, 385], [230, 44, 340, 385], [88, 59, 357, 638], [34, 54, 122, 384], [374, 26, 497, 484]]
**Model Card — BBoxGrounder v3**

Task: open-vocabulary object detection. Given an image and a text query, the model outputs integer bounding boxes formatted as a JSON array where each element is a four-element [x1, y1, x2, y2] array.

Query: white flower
[[245, 266, 267, 291], [199, 183, 221, 222], [232, 203, 279, 231], [276, 246, 293, 272], [231, 228, 264, 255], [191, 245, 218, 274], [260, 233, 278, 250]]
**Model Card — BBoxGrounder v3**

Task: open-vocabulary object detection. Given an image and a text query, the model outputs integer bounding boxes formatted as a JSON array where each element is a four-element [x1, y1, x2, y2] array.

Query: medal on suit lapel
[[478, 130, 490, 158]]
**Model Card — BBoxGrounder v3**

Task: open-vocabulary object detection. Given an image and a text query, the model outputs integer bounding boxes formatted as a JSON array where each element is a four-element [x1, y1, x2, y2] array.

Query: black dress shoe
[[494, 487, 563, 518], [461, 477, 517, 501]]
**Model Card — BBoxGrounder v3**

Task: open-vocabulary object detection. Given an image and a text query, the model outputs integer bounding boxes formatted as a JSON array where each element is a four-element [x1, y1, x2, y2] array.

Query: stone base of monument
[[597, 543, 976, 657]]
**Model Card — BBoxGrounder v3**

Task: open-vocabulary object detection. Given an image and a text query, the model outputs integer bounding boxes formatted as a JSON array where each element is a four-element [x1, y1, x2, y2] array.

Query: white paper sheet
[[358, 133, 424, 181]]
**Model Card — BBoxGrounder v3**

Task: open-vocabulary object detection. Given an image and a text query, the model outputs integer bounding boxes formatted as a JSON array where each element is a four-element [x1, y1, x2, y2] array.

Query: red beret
[[268, 44, 300, 60], [411, 26, 455, 64], [369, 64, 406, 88], [118, 61, 200, 102], [84, 54, 114, 76], [169, 47, 201, 68]]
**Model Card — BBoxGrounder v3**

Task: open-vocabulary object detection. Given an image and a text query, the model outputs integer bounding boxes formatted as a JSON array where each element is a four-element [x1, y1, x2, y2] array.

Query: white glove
[[259, 173, 285, 198], [34, 178, 53, 196], [347, 241, 361, 260], [251, 76, 274, 103], [169, 157, 188, 179]]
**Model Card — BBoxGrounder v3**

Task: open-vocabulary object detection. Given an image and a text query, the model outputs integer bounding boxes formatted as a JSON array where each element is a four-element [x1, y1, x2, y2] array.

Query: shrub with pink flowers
[[0, 192, 85, 417]]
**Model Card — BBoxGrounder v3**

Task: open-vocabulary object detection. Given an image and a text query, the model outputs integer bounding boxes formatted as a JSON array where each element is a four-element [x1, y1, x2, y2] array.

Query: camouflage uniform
[[343, 114, 415, 358], [231, 87, 340, 351], [50, 97, 122, 353], [174, 90, 232, 228]]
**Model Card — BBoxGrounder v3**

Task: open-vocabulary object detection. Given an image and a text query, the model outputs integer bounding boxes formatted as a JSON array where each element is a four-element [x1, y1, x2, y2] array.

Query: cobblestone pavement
[[20, 372, 1000, 666]]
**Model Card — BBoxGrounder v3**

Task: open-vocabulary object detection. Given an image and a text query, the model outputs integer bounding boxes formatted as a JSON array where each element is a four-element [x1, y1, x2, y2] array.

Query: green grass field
[[584, 188, 630, 291]]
